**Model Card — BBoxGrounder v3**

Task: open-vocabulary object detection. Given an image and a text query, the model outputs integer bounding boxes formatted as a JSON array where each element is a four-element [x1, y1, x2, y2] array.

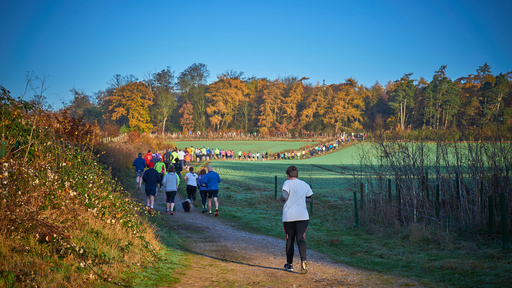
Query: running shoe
[[170, 211, 174, 215], [284, 263, 293, 272], [166, 210, 170, 214], [214, 209, 219, 217], [300, 261, 308, 274], [209, 211, 212, 216]]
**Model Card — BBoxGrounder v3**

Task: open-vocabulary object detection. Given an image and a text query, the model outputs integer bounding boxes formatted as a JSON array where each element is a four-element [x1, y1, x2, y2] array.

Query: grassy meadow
[[192, 141, 511, 288], [170, 140, 319, 153]]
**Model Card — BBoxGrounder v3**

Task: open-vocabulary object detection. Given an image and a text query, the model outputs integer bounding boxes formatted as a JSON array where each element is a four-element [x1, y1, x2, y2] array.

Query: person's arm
[[280, 190, 289, 203], [306, 195, 312, 203], [162, 174, 167, 187]]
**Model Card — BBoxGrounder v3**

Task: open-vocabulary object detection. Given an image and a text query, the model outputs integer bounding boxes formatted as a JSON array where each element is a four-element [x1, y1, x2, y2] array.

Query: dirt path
[[140, 188, 422, 288]]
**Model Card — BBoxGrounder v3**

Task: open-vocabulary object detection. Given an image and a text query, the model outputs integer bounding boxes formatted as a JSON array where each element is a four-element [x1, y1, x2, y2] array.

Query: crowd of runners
[[133, 148, 221, 216], [165, 136, 362, 164], [131, 135, 368, 274]]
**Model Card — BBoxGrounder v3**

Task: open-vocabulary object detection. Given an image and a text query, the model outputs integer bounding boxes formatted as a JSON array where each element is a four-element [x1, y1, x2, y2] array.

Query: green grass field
[[191, 141, 511, 288], [169, 140, 319, 153]]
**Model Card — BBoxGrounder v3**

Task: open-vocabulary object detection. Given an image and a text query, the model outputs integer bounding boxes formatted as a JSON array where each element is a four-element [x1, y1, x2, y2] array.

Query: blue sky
[[1, 0, 511, 109]]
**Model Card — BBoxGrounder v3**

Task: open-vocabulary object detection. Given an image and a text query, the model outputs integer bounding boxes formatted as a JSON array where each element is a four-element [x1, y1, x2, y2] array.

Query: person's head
[[148, 162, 155, 169], [207, 166, 213, 172], [189, 167, 194, 173], [148, 150, 151, 153], [200, 169, 206, 175], [159, 157, 163, 162], [286, 166, 298, 178], [168, 165, 175, 173], [138, 152, 142, 157]]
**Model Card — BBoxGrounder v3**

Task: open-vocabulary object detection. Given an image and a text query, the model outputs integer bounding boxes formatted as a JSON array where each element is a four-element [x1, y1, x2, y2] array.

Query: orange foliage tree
[[108, 81, 154, 133], [179, 100, 194, 133], [206, 75, 249, 131]]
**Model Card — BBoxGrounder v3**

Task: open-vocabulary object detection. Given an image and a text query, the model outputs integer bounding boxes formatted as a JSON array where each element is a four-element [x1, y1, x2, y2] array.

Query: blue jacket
[[143, 168, 161, 191], [205, 171, 221, 190], [133, 157, 146, 171], [197, 174, 208, 191]]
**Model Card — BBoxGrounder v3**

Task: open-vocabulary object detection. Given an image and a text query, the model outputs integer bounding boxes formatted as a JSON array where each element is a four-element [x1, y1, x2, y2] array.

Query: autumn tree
[[206, 74, 249, 131], [150, 67, 177, 134], [323, 79, 365, 133], [67, 88, 93, 118], [300, 83, 328, 131], [179, 100, 194, 133], [258, 79, 286, 135], [108, 81, 154, 133], [177, 63, 209, 131], [278, 77, 307, 133]]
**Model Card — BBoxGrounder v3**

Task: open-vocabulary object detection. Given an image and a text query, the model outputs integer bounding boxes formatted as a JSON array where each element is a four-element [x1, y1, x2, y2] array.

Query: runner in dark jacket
[[143, 162, 161, 212]]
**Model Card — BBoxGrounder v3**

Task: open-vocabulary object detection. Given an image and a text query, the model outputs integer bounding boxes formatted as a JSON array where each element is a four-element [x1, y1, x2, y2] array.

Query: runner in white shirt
[[178, 149, 186, 169], [280, 165, 313, 274], [184, 167, 199, 207]]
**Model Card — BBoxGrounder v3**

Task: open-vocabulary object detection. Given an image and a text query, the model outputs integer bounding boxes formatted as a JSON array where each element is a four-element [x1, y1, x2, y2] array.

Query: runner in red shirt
[[144, 150, 153, 166]]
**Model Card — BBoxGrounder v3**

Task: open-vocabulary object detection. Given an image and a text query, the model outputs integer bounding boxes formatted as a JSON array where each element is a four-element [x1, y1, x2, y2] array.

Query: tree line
[[63, 63, 512, 140]]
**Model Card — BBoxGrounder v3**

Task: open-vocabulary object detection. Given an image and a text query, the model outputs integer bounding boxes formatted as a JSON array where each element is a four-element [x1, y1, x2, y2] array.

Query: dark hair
[[189, 167, 194, 172], [168, 165, 175, 172], [199, 169, 206, 175], [286, 166, 298, 178], [138, 152, 142, 157]]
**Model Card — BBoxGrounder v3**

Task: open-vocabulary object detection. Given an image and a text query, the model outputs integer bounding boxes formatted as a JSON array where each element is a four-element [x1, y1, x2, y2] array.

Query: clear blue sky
[[1, 0, 511, 109]]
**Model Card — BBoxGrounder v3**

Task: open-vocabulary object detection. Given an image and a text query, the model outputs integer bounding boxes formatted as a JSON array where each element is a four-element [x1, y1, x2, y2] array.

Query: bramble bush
[[0, 86, 161, 287]]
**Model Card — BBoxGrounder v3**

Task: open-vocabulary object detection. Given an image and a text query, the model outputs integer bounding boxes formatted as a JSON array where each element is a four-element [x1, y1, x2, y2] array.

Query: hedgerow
[[0, 86, 161, 287]]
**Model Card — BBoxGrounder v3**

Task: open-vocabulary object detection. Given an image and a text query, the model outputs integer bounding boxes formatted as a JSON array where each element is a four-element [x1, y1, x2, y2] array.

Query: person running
[[163, 148, 173, 170], [184, 167, 199, 207], [162, 165, 180, 215], [184, 151, 191, 170], [197, 168, 208, 213], [150, 153, 159, 166], [142, 162, 161, 213], [144, 150, 153, 166], [178, 149, 185, 169], [280, 165, 313, 274], [132, 152, 146, 188], [205, 166, 221, 216], [154, 157, 167, 188]]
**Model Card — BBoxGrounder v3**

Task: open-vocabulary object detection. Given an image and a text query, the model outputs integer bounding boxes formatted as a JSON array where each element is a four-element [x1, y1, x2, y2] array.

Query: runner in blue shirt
[[132, 152, 146, 188], [205, 166, 221, 216]]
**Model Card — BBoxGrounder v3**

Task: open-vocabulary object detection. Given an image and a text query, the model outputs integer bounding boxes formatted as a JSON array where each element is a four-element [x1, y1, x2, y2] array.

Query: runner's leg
[[295, 220, 309, 262], [283, 221, 296, 264]]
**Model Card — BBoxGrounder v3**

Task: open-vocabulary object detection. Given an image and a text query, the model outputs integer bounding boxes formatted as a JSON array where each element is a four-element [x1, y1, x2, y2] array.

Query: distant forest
[[58, 62, 511, 139]]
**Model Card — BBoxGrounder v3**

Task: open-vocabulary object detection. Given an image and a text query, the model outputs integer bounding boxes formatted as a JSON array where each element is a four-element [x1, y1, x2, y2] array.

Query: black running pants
[[283, 220, 309, 264]]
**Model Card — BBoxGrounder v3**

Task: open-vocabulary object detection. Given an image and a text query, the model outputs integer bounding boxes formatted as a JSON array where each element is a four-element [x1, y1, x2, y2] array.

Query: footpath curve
[[139, 187, 422, 288]]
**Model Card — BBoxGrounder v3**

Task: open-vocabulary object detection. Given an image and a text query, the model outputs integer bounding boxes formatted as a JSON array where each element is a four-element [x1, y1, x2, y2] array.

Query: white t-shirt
[[185, 172, 198, 186], [178, 150, 185, 160], [282, 178, 313, 222]]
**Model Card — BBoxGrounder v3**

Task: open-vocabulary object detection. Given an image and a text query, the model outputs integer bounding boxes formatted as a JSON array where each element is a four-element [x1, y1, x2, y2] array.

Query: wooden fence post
[[360, 182, 365, 211], [425, 170, 430, 201], [499, 193, 509, 250], [353, 191, 359, 228], [435, 183, 440, 219], [274, 175, 277, 199]]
